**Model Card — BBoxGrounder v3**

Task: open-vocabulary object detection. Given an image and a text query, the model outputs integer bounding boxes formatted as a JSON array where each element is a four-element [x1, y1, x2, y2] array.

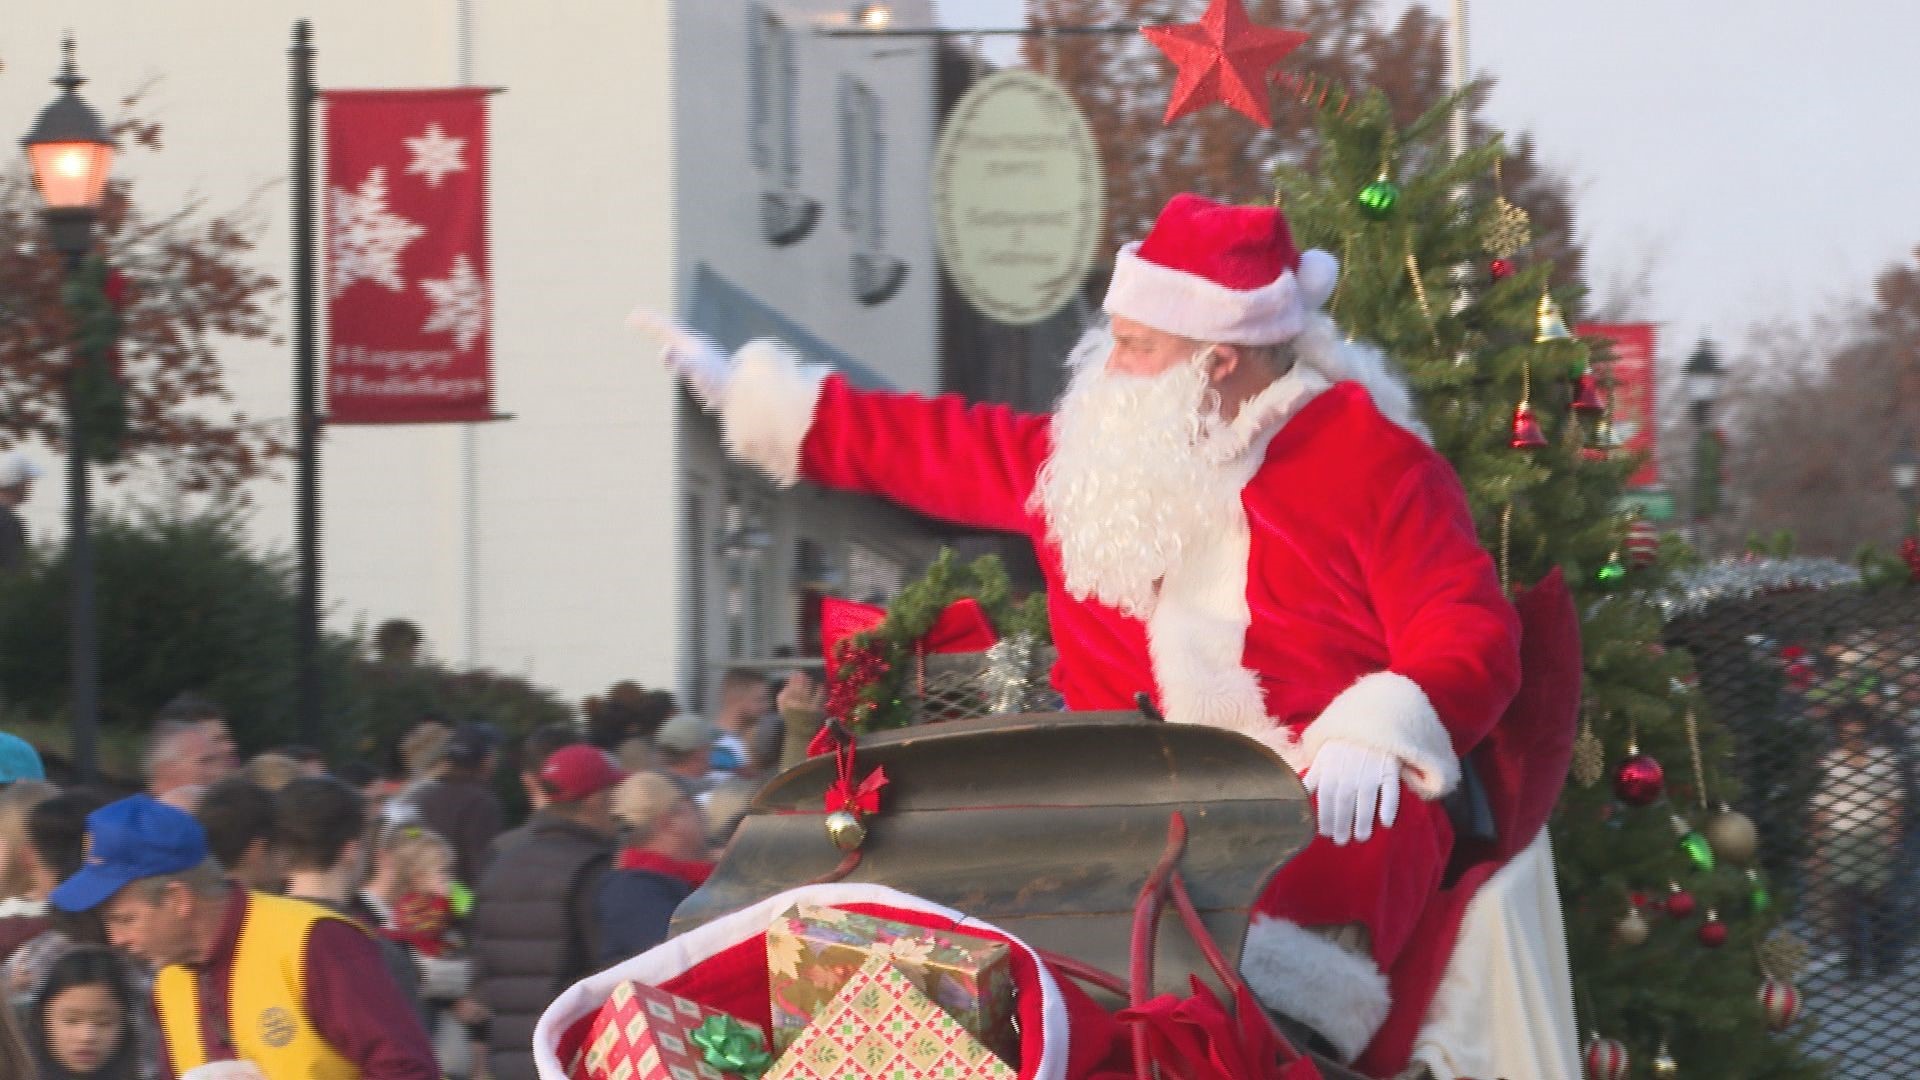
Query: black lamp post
[[1892, 433, 1919, 537], [22, 40, 116, 784], [1683, 339, 1727, 558]]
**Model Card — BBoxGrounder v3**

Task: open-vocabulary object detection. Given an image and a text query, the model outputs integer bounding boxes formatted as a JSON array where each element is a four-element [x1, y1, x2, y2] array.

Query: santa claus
[[637, 194, 1540, 1076]]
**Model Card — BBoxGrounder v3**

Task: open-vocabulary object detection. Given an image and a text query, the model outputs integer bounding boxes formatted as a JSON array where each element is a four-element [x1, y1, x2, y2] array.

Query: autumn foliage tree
[[0, 103, 285, 495]]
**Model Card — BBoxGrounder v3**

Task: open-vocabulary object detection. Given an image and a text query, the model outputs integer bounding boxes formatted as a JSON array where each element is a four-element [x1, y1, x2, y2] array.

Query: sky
[[938, 0, 1920, 375]]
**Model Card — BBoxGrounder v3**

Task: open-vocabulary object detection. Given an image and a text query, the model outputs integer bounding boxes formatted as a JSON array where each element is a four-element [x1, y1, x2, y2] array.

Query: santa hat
[[1104, 193, 1338, 346]]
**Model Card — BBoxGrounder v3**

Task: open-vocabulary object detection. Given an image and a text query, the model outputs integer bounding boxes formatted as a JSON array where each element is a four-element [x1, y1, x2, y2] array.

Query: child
[[27, 947, 140, 1080], [383, 827, 460, 959]]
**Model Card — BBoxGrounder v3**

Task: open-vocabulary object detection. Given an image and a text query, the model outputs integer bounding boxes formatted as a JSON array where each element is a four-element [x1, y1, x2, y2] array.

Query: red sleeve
[[800, 375, 1052, 535], [303, 919, 439, 1080], [1366, 457, 1522, 753]]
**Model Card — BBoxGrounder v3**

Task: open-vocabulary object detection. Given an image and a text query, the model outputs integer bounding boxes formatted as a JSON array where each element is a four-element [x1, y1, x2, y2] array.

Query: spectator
[[491, 724, 584, 858], [1809, 701, 1907, 978], [700, 715, 785, 849], [0, 780, 57, 963], [404, 723, 505, 889], [278, 745, 329, 778], [23, 946, 142, 1080], [710, 670, 773, 775], [384, 829, 458, 959], [194, 777, 281, 892], [276, 777, 428, 1030], [595, 773, 710, 967], [0, 731, 47, 785], [241, 751, 305, 793], [471, 745, 623, 1080], [142, 722, 226, 813], [652, 714, 717, 803], [51, 795, 438, 1080], [0, 452, 39, 575], [0, 984, 32, 1080], [384, 719, 455, 830], [153, 694, 240, 778]]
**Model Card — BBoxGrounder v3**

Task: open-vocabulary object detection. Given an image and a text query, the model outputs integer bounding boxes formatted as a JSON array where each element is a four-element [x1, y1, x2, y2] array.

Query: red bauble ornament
[[1665, 883, 1697, 919], [1758, 976, 1802, 1032], [1613, 752, 1665, 806], [1570, 372, 1606, 415], [1489, 258, 1516, 280], [1510, 402, 1548, 450], [1583, 1034, 1629, 1080], [1902, 536, 1920, 582], [1141, 0, 1309, 127], [1698, 909, 1728, 948]]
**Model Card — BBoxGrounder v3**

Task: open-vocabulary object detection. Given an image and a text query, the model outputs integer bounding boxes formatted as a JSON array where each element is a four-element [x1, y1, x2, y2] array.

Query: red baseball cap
[[539, 745, 626, 803]]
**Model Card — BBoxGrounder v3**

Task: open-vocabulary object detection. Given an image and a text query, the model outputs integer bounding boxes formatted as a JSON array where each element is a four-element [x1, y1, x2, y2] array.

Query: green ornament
[[1357, 173, 1400, 220], [448, 882, 474, 919], [690, 1015, 773, 1079], [1748, 868, 1771, 913], [1595, 555, 1627, 589], [1680, 830, 1716, 872]]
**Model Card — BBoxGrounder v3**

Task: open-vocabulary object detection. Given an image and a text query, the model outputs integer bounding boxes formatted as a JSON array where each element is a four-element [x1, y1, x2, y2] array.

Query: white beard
[[1030, 328, 1243, 619]]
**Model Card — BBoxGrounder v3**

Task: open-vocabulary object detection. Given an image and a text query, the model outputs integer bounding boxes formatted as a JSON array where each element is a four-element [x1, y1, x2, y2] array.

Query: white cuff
[[1300, 671, 1459, 800], [1239, 917, 1390, 1062], [718, 339, 830, 487]]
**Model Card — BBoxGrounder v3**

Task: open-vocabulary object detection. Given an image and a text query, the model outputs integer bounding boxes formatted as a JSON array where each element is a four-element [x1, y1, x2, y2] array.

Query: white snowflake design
[[420, 253, 488, 352], [404, 123, 468, 189], [328, 168, 424, 298]]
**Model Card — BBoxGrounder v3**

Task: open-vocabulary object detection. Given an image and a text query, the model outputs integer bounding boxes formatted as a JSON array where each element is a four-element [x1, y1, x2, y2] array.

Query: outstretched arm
[[635, 311, 1052, 534]]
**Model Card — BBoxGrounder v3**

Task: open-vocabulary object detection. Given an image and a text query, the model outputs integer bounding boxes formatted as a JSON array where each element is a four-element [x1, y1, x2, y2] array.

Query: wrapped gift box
[[766, 905, 1016, 1060], [570, 980, 768, 1080], [766, 956, 1018, 1080]]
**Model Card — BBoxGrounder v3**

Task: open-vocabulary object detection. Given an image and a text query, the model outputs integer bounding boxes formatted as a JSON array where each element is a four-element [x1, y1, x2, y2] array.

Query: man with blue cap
[[53, 795, 437, 1080], [0, 732, 44, 784]]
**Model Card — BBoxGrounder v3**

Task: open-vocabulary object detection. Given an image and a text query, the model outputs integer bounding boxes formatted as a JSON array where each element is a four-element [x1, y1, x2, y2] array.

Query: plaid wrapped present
[[765, 956, 1017, 1080], [766, 905, 1016, 1061], [569, 980, 770, 1080]]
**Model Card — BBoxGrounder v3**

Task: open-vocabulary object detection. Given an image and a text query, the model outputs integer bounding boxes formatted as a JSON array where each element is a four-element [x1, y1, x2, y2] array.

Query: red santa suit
[[707, 194, 1522, 1073]]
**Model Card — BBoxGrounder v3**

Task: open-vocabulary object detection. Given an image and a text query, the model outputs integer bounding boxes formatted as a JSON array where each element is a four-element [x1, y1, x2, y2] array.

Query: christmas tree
[[1271, 90, 1825, 1078]]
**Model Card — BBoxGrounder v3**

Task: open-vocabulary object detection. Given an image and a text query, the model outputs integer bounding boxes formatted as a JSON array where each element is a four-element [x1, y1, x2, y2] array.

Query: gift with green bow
[[568, 980, 772, 1080]]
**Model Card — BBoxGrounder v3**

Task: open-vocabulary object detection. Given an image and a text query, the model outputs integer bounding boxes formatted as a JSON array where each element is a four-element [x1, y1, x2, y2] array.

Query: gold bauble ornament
[[1612, 907, 1650, 947], [1705, 805, 1759, 865], [825, 810, 867, 851]]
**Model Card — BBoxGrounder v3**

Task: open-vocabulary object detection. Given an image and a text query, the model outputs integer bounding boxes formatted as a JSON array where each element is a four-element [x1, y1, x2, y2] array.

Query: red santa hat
[[1103, 193, 1338, 346]]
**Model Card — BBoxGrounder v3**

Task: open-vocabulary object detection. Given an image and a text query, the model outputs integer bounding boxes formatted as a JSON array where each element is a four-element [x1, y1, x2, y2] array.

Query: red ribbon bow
[[826, 766, 889, 815], [1116, 978, 1322, 1080], [819, 596, 1000, 681]]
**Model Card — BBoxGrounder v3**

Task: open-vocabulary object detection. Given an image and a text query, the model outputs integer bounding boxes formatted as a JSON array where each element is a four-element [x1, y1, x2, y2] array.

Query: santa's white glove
[[627, 308, 733, 409], [1301, 739, 1402, 845]]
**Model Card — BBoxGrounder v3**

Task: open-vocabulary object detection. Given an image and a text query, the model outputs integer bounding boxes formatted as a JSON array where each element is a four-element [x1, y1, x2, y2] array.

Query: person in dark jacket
[[0, 454, 39, 575], [471, 745, 623, 1080], [594, 773, 712, 968], [488, 724, 584, 860], [404, 723, 505, 889]]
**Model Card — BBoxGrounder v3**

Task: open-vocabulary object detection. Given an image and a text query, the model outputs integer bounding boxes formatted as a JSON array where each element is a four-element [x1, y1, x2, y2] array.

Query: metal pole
[[64, 251, 99, 785], [457, 0, 481, 668], [1447, 0, 1469, 160], [291, 21, 322, 746]]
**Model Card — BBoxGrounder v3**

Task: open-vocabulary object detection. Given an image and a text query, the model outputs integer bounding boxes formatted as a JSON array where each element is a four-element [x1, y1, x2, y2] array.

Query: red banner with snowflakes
[[322, 89, 494, 424], [1577, 322, 1659, 489]]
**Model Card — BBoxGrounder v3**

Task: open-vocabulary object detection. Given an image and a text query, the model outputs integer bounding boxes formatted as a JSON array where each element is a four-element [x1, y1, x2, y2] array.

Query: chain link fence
[[1668, 573, 1920, 1077]]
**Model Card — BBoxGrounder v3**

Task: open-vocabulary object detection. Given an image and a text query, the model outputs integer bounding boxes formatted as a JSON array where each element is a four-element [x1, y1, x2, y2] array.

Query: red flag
[[322, 89, 495, 424]]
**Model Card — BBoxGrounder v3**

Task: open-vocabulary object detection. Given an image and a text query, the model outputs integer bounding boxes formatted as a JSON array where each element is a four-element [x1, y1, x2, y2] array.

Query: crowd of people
[[0, 669, 824, 1080]]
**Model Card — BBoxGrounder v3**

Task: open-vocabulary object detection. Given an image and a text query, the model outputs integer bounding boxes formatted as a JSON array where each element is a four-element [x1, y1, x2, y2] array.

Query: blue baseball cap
[[0, 733, 44, 783], [51, 795, 211, 913]]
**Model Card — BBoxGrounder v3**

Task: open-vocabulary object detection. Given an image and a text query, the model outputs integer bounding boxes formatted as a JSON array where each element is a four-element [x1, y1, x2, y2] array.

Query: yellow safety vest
[[155, 892, 360, 1080]]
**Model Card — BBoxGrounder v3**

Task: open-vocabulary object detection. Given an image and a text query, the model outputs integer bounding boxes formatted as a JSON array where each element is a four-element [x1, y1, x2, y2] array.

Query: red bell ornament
[[1570, 372, 1606, 415], [1613, 750, 1665, 807], [1510, 402, 1549, 450]]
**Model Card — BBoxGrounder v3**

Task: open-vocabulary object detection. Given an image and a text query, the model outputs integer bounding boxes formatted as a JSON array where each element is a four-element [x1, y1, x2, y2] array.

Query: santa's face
[[1030, 325, 1240, 620]]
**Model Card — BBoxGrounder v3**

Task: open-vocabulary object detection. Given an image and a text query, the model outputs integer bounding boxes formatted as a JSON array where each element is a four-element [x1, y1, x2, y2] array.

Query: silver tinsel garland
[[1651, 557, 1860, 621]]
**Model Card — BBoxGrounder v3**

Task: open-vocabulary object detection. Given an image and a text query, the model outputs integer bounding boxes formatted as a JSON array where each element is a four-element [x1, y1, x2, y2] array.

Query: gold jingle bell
[[825, 810, 867, 851]]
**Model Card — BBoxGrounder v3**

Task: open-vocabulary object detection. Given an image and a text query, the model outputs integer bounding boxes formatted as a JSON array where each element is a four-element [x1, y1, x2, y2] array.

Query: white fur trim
[[1300, 671, 1459, 800], [1288, 315, 1431, 443], [1103, 242, 1337, 346], [717, 339, 830, 487], [1240, 916, 1391, 1062], [531, 883, 1071, 1080]]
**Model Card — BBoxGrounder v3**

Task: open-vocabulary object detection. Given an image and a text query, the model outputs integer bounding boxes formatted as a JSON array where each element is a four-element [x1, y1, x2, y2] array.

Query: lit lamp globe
[[22, 43, 117, 258]]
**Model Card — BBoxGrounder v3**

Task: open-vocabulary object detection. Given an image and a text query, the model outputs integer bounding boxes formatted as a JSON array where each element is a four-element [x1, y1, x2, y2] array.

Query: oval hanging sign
[[932, 69, 1104, 326]]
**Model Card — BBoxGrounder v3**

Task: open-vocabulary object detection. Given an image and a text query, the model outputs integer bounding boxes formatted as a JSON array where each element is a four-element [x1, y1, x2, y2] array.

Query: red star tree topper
[[1141, 0, 1307, 128]]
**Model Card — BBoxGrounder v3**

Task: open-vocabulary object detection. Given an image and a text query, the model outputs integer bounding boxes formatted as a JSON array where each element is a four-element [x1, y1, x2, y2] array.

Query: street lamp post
[[1891, 433, 1919, 537], [1683, 339, 1726, 559], [22, 40, 117, 784]]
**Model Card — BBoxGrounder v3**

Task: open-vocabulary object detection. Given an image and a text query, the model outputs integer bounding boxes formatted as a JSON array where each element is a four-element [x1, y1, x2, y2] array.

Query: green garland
[[59, 254, 128, 463], [836, 550, 1050, 732]]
